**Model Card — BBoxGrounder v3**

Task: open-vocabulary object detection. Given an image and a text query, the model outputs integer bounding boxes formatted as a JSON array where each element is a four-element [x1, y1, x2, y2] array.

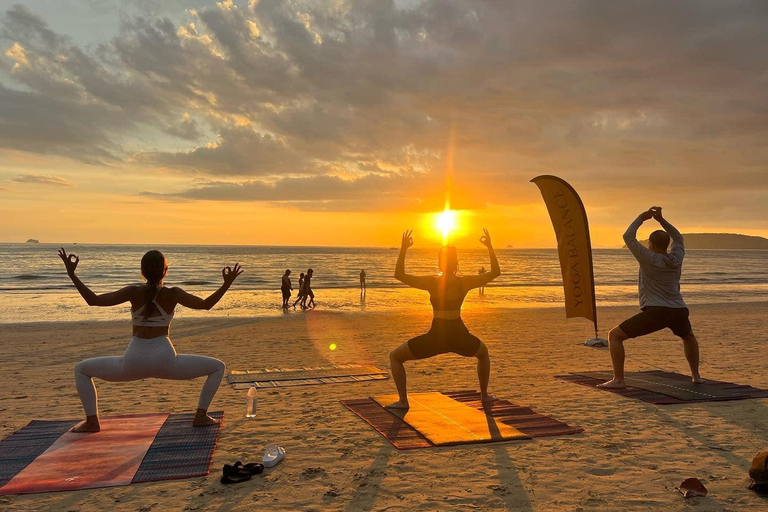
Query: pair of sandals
[[220, 445, 286, 484], [221, 461, 264, 484]]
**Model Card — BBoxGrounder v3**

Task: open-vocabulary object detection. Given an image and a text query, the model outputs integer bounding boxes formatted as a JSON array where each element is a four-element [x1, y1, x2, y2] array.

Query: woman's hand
[[401, 230, 414, 250], [58, 248, 79, 276], [479, 228, 493, 248], [222, 263, 244, 285]]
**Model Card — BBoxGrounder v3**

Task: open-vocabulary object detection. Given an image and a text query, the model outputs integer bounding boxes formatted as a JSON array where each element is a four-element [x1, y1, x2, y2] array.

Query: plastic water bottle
[[245, 384, 258, 418]]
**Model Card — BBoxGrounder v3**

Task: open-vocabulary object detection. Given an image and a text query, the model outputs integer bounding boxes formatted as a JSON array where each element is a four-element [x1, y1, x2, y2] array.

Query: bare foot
[[192, 414, 220, 427], [481, 394, 496, 403], [71, 418, 100, 433], [692, 376, 706, 384], [385, 400, 410, 410], [597, 378, 626, 389]]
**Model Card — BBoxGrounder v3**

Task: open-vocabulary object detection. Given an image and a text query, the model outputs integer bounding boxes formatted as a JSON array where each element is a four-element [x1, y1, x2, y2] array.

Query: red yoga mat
[[0, 413, 168, 495]]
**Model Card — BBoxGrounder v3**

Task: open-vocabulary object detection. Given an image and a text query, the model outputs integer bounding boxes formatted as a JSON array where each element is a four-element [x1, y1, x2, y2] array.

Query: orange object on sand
[[676, 478, 708, 498], [0, 413, 168, 495]]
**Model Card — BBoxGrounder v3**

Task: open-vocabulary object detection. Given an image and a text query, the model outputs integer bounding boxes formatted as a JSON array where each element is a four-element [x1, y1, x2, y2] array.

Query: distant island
[[26, 239, 40, 244], [626, 233, 768, 250]]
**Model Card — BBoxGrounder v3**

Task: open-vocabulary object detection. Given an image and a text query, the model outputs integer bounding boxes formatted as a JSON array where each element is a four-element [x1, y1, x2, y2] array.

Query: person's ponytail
[[140, 250, 167, 320]]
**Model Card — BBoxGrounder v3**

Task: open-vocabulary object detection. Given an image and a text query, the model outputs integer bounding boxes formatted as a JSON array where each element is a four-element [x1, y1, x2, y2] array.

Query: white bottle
[[245, 384, 258, 418]]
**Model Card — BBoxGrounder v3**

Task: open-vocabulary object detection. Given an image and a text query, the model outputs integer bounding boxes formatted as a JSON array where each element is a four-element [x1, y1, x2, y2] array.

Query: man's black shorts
[[619, 307, 692, 339]]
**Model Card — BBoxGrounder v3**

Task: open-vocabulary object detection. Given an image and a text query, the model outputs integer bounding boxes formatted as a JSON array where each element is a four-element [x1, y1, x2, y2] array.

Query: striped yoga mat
[[342, 391, 582, 450], [558, 370, 768, 404], [0, 411, 223, 495], [228, 364, 388, 389]]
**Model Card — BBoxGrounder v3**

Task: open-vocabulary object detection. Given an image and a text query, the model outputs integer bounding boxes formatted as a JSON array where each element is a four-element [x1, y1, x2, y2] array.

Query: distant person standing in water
[[599, 207, 703, 389], [292, 272, 305, 309], [281, 269, 292, 308], [58, 248, 242, 431], [387, 229, 500, 409], [360, 269, 366, 296], [304, 268, 315, 309], [478, 266, 487, 295]]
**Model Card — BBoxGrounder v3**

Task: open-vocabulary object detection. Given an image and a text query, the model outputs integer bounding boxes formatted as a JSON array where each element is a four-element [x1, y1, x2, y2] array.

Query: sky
[[1, 0, 767, 248]]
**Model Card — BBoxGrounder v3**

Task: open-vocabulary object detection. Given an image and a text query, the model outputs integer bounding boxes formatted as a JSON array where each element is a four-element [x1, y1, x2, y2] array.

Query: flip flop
[[224, 460, 264, 475], [221, 472, 251, 484], [262, 444, 286, 468], [221, 461, 254, 484], [243, 462, 264, 475]]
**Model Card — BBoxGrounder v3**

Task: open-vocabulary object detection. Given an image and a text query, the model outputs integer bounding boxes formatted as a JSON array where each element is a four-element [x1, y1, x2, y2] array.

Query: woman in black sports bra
[[387, 228, 500, 409]]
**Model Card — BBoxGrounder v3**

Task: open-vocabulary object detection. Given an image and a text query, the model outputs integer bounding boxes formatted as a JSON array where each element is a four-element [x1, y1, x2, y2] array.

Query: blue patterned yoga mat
[[132, 411, 224, 483], [0, 420, 78, 487], [0, 412, 223, 489]]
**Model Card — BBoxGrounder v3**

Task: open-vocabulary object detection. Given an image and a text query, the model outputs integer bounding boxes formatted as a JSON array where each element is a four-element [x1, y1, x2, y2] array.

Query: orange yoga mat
[[372, 392, 529, 445], [0, 413, 168, 495]]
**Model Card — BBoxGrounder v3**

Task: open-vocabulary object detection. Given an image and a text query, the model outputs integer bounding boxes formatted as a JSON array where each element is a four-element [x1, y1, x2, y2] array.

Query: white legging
[[74, 335, 225, 417]]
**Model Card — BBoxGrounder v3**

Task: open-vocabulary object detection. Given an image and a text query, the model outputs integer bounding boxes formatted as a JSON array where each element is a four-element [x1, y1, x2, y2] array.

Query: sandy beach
[[1, 302, 767, 511]]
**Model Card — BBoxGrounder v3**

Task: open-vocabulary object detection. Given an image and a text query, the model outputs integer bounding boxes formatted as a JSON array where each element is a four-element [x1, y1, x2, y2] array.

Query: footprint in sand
[[587, 467, 617, 476], [324, 486, 341, 497], [487, 484, 510, 495], [301, 467, 326, 479]]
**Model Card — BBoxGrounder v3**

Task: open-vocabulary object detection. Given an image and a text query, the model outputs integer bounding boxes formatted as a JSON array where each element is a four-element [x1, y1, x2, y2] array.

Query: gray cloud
[[142, 171, 486, 211], [1, 1, 767, 217], [0, 85, 124, 164], [11, 174, 72, 186], [144, 125, 310, 176], [163, 113, 203, 140]]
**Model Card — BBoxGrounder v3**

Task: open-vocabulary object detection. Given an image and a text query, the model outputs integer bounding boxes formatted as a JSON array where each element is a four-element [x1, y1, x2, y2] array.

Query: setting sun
[[436, 209, 457, 242]]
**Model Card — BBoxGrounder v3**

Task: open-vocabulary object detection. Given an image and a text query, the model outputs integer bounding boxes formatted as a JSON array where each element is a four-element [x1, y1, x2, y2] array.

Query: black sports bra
[[429, 278, 465, 312]]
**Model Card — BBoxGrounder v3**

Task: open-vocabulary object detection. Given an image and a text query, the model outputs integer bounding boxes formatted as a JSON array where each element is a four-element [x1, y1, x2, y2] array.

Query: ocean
[[1, 243, 767, 324]]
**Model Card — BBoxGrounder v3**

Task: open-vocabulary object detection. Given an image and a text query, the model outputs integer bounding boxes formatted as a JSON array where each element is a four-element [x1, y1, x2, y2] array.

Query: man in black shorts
[[281, 269, 292, 308], [599, 207, 703, 389]]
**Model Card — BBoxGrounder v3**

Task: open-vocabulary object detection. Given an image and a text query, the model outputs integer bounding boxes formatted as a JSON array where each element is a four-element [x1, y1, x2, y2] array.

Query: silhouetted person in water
[[478, 266, 487, 295], [304, 268, 315, 309], [292, 272, 305, 309], [281, 269, 293, 308], [58, 248, 242, 432], [360, 269, 366, 297], [599, 207, 703, 389], [387, 229, 500, 409]]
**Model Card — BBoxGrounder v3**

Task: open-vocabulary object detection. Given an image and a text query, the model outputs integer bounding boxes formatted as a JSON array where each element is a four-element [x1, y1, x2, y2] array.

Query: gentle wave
[[0, 244, 766, 323], [0, 285, 74, 292]]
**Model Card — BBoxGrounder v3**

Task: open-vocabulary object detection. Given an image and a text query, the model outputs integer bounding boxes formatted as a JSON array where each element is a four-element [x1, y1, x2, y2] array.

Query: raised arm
[[173, 263, 243, 310], [623, 210, 655, 264], [58, 248, 135, 306], [394, 230, 434, 291], [462, 229, 501, 290], [652, 207, 684, 265]]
